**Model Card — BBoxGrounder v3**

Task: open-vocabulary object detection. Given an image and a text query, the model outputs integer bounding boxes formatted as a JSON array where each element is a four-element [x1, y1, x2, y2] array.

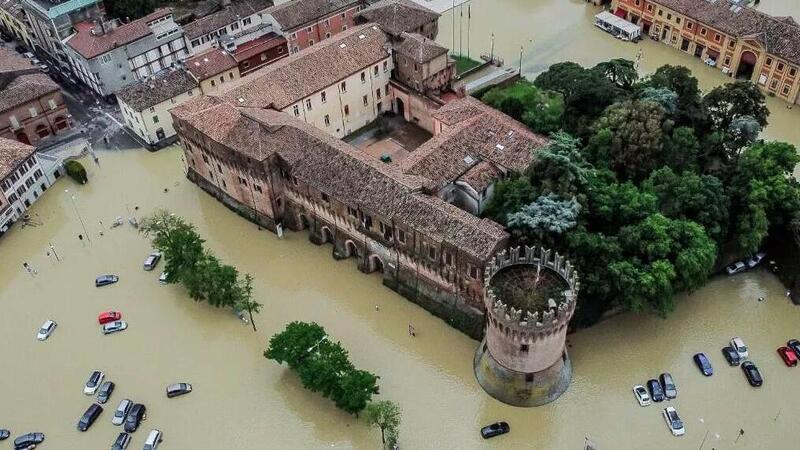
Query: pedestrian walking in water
[[22, 262, 37, 277], [408, 323, 416, 337]]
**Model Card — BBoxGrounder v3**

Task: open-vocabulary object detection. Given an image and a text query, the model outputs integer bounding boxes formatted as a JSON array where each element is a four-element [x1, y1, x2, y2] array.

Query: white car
[[662, 406, 685, 436], [632, 384, 650, 406], [84, 370, 105, 395], [730, 337, 748, 358], [725, 261, 747, 275], [112, 398, 132, 425], [143, 429, 163, 450], [103, 321, 128, 335], [746, 252, 766, 269], [158, 272, 168, 283], [36, 320, 57, 341]]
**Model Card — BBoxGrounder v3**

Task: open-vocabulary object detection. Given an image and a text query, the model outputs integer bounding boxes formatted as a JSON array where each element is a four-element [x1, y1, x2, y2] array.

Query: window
[[789, 67, 797, 77], [348, 206, 358, 217], [414, 63, 418, 72], [675, 17, 681, 24], [687, 22, 693, 30], [229, 72, 234, 80], [344, 104, 350, 115], [361, 72, 366, 83], [634, 0, 640, 5], [724, 56, 731, 65], [191, 39, 200, 47], [325, 32, 331, 39], [383, 61, 388, 72], [309, 39, 314, 46], [216, 163, 222, 172], [777, 62, 785, 71], [397, 229, 406, 243], [290, 32, 297, 40], [362, 95, 368, 106], [783, 84, 791, 95], [307, 26, 313, 33], [374, 65, 379, 76], [647, 4, 653, 11], [384, 85, 389, 96], [341, 12, 346, 18], [770, 79, 778, 89], [321, 192, 329, 203], [469, 265, 479, 279], [254, 184, 262, 193], [376, 89, 381, 99], [305, 98, 312, 110], [342, 25, 347, 31], [666, 13, 671, 20], [219, 75, 225, 83], [243, 17, 252, 26], [324, 19, 330, 27], [99, 53, 112, 64], [765, 57, 773, 67], [714, 34, 721, 43], [202, 154, 209, 163], [321, 91, 327, 103], [243, 61, 250, 69], [657, 9, 662, 16], [293, 105, 300, 116], [700, 27, 706, 36], [324, 114, 330, 126], [211, 79, 216, 87], [28, 107, 37, 117], [239, 176, 247, 186], [292, 46, 299, 53], [48, 99, 57, 110], [152, 115, 159, 123], [340, 81, 347, 92], [520, 344, 529, 353], [231, 22, 239, 30], [444, 251, 453, 266], [525, 373, 534, 383], [428, 245, 436, 260]]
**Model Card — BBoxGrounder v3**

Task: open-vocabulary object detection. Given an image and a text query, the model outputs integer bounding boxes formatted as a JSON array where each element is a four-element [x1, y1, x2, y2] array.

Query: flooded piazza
[[1, 145, 800, 449]]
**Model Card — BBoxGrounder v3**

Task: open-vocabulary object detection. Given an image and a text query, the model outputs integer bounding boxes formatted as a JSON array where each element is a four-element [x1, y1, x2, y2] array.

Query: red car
[[98, 311, 122, 325], [777, 346, 798, 367]]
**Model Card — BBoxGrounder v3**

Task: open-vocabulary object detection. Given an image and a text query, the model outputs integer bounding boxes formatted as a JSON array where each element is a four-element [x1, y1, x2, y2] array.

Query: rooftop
[[490, 265, 569, 313], [395, 32, 447, 64], [214, 23, 390, 109], [232, 32, 287, 61], [0, 48, 60, 113], [22, 0, 101, 19], [64, 8, 174, 60], [268, 0, 362, 31], [651, 0, 800, 65], [0, 137, 35, 181], [0, 0, 25, 19], [185, 48, 239, 81], [355, 0, 439, 37], [183, 0, 273, 40], [116, 69, 198, 111]]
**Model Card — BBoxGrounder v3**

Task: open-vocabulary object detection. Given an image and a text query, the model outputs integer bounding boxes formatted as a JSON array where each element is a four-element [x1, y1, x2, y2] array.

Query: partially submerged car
[[95, 274, 119, 287], [480, 421, 510, 439], [633, 384, 651, 406], [166, 383, 192, 398], [725, 261, 747, 275], [36, 319, 57, 341], [662, 406, 685, 436], [13, 432, 45, 449]]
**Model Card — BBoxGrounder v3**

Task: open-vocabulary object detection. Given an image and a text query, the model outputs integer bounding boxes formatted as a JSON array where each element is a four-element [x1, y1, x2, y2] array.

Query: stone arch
[[320, 226, 333, 244], [35, 123, 50, 138], [54, 115, 68, 130], [736, 50, 757, 80], [298, 213, 310, 229], [367, 254, 384, 273], [15, 132, 30, 145], [344, 240, 359, 258]]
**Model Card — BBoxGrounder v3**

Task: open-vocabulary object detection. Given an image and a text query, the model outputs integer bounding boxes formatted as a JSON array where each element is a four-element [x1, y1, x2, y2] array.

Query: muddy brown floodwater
[[437, 0, 800, 152], [1, 143, 800, 449]]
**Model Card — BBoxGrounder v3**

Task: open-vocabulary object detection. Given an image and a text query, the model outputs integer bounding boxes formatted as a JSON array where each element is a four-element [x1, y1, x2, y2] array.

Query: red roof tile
[[65, 8, 173, 60]]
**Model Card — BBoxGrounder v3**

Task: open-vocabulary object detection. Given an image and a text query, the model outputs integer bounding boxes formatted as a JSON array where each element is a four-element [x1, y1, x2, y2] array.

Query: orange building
[[612, 0, 800, 105]]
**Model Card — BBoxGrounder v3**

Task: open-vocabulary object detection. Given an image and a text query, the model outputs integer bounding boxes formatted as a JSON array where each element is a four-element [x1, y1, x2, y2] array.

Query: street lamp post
[[65, 189, 91, 242]]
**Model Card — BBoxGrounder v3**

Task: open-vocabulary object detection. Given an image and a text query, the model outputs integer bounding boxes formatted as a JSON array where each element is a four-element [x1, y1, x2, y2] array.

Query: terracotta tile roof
[[213, 23, 390, 109], [64, 8, 173, 60], [184, 0, 274, 40], [395, 32, 447, 64], [268, 0, 361, 31], [0, 49, 60, 113], [0, 137, 35, 181], [185, 48, 238, 81], [356, 0, 439, 37], [232, 32, 287, 61], [116, 69, 198, 111], [403, 97, 548, 191], [651, 0, 800, 65], [458, 160, 502, 193]]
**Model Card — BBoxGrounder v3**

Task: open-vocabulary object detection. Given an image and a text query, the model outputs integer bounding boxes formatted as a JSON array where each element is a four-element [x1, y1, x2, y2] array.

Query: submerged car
[[37, 319, 57, 341], [111, 432, 131, 450], [77, 404, 103, 431], [97, 381, 115, 404], [659, 373, 677, 399], [13, 432, 45, 449], [693, 353, 714, 376], [112, 399, 133, 426], [158, 272, 168, 283], [143, 429, 163, 450], [725, 261, 747, 275], [777, 347, 798, 367], [662, 406, 685, 436], [103, 321, 128, 335], [84, 370, 105, 395], [722, 346, 741, 366], [95, 275, 119, 287], [730, 337, 748, 358], [647, 378, 664, 402], [124, 403, 146, 433], [143, 252, 161, 271], [0, 429, 9, 440], [98, 311, 122, 324], [741, 361, 763, 387], [746, 252, 767, 268], [166, 383, 192, 398], [632, 384, 651, 406], [480, 421, 509, 439], [787, 339, 800, 359]]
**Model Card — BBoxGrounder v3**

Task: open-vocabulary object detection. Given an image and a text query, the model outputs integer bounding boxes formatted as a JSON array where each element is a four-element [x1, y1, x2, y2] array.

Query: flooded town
[[1, 0, 799, 449]]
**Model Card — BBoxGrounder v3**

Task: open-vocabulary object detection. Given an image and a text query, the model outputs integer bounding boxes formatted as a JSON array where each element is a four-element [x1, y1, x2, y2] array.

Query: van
[[77, 403, 103, 431], [143, 429, 163, 450]]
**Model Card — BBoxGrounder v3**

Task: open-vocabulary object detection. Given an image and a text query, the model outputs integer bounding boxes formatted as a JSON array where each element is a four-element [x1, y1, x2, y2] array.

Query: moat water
[[1, 146, 799, 449]]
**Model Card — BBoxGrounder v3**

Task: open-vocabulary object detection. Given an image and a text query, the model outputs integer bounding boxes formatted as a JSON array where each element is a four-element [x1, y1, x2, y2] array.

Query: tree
[[481, 81, 564, 134], [499, 96, 525, 121], [299, 340, 354, 398], [482, 176, 537, 225], [640, 65, 703, 127], [527, 131, 591, 196], [234, 274, 262, 332], [703, 81, 769, 130], [728, 115, 761, 151], [591, 100, 671, 181], [364, 401, 402, 449], [65, 160, 88, 184], [592, 58, 638, 88], [583, 171, 657, 234], [265, 321, 327, 370], [103, 0, 156, 21], [533, 62, 587, 98], [333, 369, 380, 416], [664, 126, 700, 173], [638, 86, 678, 115], [140, 210, 205, 284], [507, 194, 581, 246]]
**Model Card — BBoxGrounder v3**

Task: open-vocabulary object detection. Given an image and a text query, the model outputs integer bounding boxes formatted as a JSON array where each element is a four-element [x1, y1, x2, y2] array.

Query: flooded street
[[436, 0, 800, 148], [1, 146, 800, 449]]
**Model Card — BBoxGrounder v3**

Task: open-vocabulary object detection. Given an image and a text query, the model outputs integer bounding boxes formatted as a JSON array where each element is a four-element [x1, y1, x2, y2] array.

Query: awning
[[615, 8, 627, 18]]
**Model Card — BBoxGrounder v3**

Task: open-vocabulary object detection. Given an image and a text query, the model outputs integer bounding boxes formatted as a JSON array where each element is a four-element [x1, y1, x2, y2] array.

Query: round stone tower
[[473, 246, 579, 407]]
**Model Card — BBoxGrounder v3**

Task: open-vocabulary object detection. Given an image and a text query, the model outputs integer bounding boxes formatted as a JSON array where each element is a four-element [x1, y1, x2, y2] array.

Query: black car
[[659, 373, 677, 399], [0, 429, 9, 440], [77, 404, 103, 431], [480, 421, 510, 439], [647, 379, 665, 402], [787, 339, 800, 359], [111, 432, 132, 450], [693, 352, 714, 376], [741, 361, 763, 387], [97, 381, 115, 404], [124, 403, 146, 432], [166, 382, 192, 398], [14, 432, 45, 449], [722, 346, 741, 366], [95, 274, 119, 287]]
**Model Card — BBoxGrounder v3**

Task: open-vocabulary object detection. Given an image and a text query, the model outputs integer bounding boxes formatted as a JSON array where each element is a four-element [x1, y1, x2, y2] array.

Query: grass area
[[451, 55, 482, 75]]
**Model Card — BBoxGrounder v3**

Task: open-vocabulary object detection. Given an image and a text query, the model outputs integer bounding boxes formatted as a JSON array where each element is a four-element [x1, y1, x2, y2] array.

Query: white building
[[0, 137, 52, 235], [214, 23, 393, 139], [116, 68, 199, 148], [183, 0, 274, 54]]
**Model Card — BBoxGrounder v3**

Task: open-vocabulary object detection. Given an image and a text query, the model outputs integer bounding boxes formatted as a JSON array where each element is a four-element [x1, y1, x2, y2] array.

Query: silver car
[[103, 321, 128, 335], [112, 399, 132, 426], [37, 320, 57, 341], [143, 252, 161, 271]]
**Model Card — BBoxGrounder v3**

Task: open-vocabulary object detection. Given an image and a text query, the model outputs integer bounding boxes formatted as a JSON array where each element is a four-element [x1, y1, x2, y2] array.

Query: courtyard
[[344, 114, 432, 164]]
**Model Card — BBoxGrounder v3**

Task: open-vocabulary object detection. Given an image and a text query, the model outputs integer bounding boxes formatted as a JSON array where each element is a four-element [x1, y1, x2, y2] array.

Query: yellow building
[[0, 0, 34, 48], [613, 0, 800, 105], [184, 48, 241, 95]]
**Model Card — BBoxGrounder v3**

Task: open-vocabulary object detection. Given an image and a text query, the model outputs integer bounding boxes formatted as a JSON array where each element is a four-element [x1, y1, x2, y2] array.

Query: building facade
[[232, 33, 288, 75], [612, 0, 800, 105], [182, 0, 274, 54], [0, 136, 52, 235], [116, 69, 198, 148], [63, 8, 187, 98], [20, 0, 104, 67], [393, 32, 453, 95], [265, 0, 364, 54], [0, 47, 71, 145], [0, 0, 35, 48], [184, 48, 241, 94]]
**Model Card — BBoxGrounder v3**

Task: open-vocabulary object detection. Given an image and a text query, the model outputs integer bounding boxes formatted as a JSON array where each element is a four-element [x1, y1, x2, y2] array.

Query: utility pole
[[490, 33, 495, 64], [459, 3, 463, 57], [65, 189, 91, 242], [49, 242, 60, 261], [467, 3, 471, 59]]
